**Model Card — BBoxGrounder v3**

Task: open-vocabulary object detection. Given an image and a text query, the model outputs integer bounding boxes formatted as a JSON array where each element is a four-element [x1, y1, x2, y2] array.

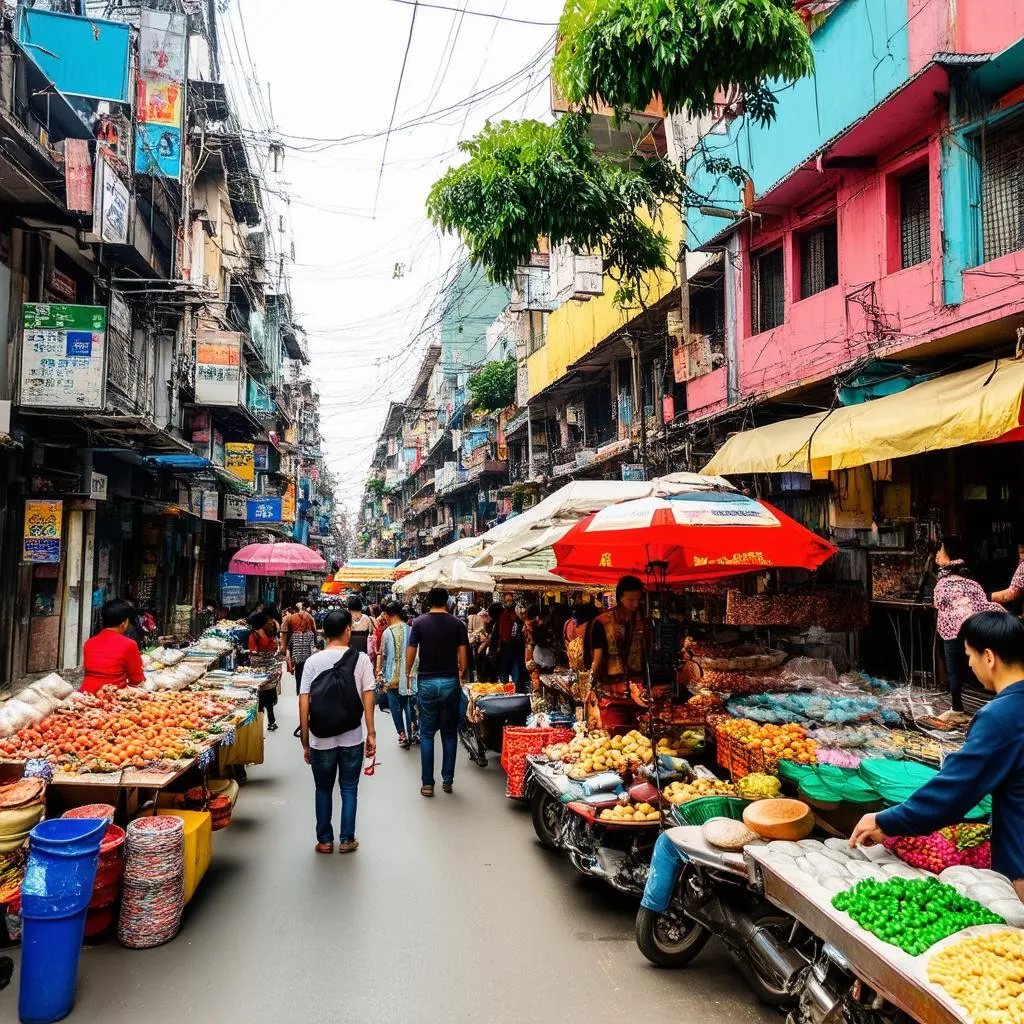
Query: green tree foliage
[[553, 0, 814, 125], [467, 358, 517, 413], [366, 476, 387, 498], [427, 115, 685, 306]]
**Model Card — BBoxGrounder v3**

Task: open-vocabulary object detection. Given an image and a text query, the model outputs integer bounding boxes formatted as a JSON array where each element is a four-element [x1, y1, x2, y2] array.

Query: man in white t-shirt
[[299, 608, 377, 854]]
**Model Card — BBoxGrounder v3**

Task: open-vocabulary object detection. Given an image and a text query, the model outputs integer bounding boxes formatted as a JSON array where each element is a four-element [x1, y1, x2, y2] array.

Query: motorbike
[[525, 760, 657, 896], [458, 691, 531, 768], [636, 827, 909, 1021]]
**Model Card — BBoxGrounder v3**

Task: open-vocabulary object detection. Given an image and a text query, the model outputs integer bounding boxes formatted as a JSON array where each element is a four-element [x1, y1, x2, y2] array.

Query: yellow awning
[[702, 360, 1024, 477]]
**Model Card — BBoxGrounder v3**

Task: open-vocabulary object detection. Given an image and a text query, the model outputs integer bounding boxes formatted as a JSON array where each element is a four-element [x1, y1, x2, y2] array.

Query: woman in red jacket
[[81, 599, 146, 694]]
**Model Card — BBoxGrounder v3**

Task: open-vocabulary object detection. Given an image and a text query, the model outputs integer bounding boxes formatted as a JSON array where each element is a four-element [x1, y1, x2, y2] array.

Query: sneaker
[[337, 840, 359, 854], [442, 782, 453, 794]]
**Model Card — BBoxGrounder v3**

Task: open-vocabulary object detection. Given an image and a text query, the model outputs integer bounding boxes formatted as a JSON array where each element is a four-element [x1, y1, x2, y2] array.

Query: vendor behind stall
[[591, 575, 646, 685], [991, 540, 1024, 611], [851, 611, 1024, 901], [81, 599, 146, 694]]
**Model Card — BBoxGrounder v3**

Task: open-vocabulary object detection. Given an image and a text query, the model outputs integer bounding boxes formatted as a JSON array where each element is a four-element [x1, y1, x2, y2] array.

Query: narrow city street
[[12, 697, 774, 1024]]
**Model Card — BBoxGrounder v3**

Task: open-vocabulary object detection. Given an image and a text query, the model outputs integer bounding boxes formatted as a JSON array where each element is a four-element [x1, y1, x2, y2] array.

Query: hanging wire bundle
[[118, 816, 185, 949]]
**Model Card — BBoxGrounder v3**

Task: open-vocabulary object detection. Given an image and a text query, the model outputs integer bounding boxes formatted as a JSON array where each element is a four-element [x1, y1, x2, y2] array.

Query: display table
[[746, 846, 968, 1024]]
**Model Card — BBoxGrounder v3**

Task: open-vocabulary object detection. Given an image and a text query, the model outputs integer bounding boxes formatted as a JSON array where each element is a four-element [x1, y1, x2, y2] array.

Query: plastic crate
[[672, 795, 749, 827], [500, 727, 573, 799]]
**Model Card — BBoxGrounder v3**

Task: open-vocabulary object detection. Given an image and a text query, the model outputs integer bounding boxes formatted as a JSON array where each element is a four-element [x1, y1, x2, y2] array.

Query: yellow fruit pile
[[562, 730, 655, 780], [717, 719, 816, 764], [542, 730, 610, 763], [599, 801, 661, 823], [657, 730, 704, 756], [928, 930, 1024, 1023], [663, 778, 736, 805], [736, 773, 782, 799]]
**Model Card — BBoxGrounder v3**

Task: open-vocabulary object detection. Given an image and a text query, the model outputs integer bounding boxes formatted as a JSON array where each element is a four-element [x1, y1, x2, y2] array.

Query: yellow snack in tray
[[927, 930, 1024, 1024]]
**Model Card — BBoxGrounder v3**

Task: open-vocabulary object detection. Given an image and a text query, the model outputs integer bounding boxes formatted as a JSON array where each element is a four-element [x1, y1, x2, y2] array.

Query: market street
[[10, 694, 774, 1024]]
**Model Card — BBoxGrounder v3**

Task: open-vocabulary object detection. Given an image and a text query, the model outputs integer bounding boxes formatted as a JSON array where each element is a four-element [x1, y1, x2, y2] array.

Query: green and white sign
[[20, 303, 107, 409]]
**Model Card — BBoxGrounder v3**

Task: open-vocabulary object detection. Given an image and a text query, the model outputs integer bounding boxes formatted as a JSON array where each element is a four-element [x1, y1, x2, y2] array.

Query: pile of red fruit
[[884, 824, 992, 873]]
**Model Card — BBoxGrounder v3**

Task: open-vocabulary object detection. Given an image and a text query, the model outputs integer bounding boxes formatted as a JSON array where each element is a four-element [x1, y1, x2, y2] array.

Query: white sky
[[222, 0, 564, 515]]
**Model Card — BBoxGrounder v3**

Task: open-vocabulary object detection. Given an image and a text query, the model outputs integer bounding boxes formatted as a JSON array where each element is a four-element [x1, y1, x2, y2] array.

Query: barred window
[[981, 119, 1024, 264], [752, 247, 785, 334], [799, 222, 838, 298], [899, 167, 931, 268]]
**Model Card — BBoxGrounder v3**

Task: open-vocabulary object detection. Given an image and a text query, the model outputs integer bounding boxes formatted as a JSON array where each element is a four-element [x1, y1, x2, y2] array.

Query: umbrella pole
[[643, 560, 669, 823]]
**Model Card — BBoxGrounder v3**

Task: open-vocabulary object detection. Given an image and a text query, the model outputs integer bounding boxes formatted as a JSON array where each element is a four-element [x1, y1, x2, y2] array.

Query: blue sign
[[135, 123, 182, 178], [246, 497, 282, 523], [65, 331, 92, 357], [23, 538, 61, 563], [16, 9, 131, 102], [220, 572, 247, 609]]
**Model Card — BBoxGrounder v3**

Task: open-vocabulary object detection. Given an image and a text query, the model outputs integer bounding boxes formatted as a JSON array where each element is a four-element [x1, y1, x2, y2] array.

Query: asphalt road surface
[[8, 693, 778, 1024]]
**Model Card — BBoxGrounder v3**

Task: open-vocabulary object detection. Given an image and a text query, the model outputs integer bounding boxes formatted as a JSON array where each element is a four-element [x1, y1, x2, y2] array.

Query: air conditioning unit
[[510, 264, 555, 312]]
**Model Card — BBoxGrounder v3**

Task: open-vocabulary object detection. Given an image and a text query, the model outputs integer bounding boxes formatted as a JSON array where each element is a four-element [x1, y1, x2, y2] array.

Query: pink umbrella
[[228, 542, 326, 576]]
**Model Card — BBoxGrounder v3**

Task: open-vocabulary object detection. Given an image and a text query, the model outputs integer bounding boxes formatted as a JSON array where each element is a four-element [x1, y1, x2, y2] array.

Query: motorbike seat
[[474, 693, 532, 718], [665, 825, 753, 876]]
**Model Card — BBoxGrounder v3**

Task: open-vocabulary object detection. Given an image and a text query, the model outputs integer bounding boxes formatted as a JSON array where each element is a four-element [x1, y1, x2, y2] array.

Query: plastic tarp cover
[[702, 360, 1024, 477], [641, 831, 687, 912]]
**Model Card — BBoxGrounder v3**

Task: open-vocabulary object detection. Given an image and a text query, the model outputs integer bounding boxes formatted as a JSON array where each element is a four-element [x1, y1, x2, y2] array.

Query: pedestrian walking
[[299, 609, 377, 854], [376, 601, 417, 748], [406, 587, 468, 797], [248, 612, 281, 732], [346, 595, 374, 654], [282, 601, 319, 737]]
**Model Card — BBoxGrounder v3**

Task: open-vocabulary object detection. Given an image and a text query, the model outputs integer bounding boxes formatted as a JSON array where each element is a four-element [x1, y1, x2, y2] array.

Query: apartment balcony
[[510, 258, 556, 313]]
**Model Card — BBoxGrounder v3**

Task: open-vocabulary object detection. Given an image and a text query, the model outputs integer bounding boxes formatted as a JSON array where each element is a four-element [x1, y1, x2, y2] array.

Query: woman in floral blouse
[[933, 536, 1005, 711]]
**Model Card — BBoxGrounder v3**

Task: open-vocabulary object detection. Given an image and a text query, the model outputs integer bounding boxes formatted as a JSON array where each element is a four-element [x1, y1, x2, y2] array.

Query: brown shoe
[[337, 840, 359, 854], [442, 782, 453, 794], [420, 785, 434, 798], [315, 842, 333, 854]]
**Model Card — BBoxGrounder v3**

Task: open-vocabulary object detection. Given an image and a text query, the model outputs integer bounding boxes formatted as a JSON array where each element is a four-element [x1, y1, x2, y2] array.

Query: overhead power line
[[385, 0, 557, 25]]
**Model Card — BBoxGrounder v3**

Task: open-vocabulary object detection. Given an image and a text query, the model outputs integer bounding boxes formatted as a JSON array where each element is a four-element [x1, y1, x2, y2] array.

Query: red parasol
[[228, 542, 326, 576], [552, 490, 835, 585]]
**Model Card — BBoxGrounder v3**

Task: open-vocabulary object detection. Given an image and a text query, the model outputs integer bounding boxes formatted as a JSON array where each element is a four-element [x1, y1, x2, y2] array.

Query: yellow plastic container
[[155, 809, 212, 904]]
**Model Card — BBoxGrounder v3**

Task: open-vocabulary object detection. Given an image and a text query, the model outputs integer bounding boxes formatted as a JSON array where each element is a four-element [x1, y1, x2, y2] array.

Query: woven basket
[[500, 727, 573, 799]]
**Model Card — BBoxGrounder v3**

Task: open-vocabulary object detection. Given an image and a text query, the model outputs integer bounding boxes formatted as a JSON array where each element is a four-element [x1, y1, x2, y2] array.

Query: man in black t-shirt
[[407, 587, 468, 797]]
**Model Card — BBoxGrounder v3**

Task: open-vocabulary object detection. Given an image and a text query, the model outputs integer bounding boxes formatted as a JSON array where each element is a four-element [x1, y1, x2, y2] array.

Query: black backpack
[[307, 649, 364, 738]]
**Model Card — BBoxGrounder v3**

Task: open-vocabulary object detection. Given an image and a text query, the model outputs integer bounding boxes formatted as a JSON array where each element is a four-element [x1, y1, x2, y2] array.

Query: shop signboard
[[19, 303, 106, 409], [89, 472, 108, 501], [246, 497, 281, 523], [201, 491, 219, 521], [23, 498, 62, 563], [195, 330, 241, 405], [49, 269, 77, 302], [224, 443, 254, 484], [97, 154, 130, 245], [212, 430, 225, 467], [220, 572, 246, 608], [223, 494, 247, 520], [63, 138, 93, 213], [253, 443, 269, 470], [621, 464, 647, 482]]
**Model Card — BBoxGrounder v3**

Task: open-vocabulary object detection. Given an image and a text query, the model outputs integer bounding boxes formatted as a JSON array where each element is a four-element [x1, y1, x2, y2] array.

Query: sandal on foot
[[420, 785, 434, 798]]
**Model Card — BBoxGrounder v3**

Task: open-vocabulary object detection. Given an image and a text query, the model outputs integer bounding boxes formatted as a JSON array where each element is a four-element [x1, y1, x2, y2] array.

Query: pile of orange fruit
[[716, 719, 817, 764]]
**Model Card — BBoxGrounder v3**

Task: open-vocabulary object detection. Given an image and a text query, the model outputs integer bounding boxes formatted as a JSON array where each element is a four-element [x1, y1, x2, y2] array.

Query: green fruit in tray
[[832, 876, 1003, 956], [736, 773, 781, 799]]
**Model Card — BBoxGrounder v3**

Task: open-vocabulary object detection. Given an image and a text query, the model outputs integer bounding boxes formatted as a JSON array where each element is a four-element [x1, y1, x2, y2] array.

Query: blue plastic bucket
[[21, 819, 107, 916], [18, 819, 106, 1024]]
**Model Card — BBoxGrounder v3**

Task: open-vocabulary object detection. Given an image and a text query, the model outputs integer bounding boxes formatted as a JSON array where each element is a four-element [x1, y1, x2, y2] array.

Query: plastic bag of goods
[[1, 699, 44, 730]]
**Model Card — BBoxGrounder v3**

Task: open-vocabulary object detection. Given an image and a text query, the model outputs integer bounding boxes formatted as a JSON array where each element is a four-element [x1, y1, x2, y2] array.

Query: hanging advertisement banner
[[135, 9, 186, 180], [20, 303, 106, 409], [253, 443, 269, 471], [212, 430, 225, 467], [224, 443, 255, 484], [23, 498, 63, 563], [63, 139, 93, 213], [281, 482, 297, 524], [194, 330, 241, 405]]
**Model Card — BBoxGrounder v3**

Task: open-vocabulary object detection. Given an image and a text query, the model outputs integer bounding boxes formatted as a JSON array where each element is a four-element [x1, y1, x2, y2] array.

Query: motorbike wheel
[[735, 910, 804, 1009], [634, 906, 711, 968], [530, 788, 562, 850]]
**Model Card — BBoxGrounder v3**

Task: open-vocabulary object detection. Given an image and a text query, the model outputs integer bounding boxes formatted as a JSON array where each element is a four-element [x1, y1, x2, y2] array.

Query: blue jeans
[[387, 690, 415, 738], [309, 743, 363, 844], [418, 676, 460, 786]]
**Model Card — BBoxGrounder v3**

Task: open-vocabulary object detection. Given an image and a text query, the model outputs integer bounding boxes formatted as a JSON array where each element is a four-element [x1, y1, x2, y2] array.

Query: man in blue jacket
[[850, 611, 1024, 901]]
